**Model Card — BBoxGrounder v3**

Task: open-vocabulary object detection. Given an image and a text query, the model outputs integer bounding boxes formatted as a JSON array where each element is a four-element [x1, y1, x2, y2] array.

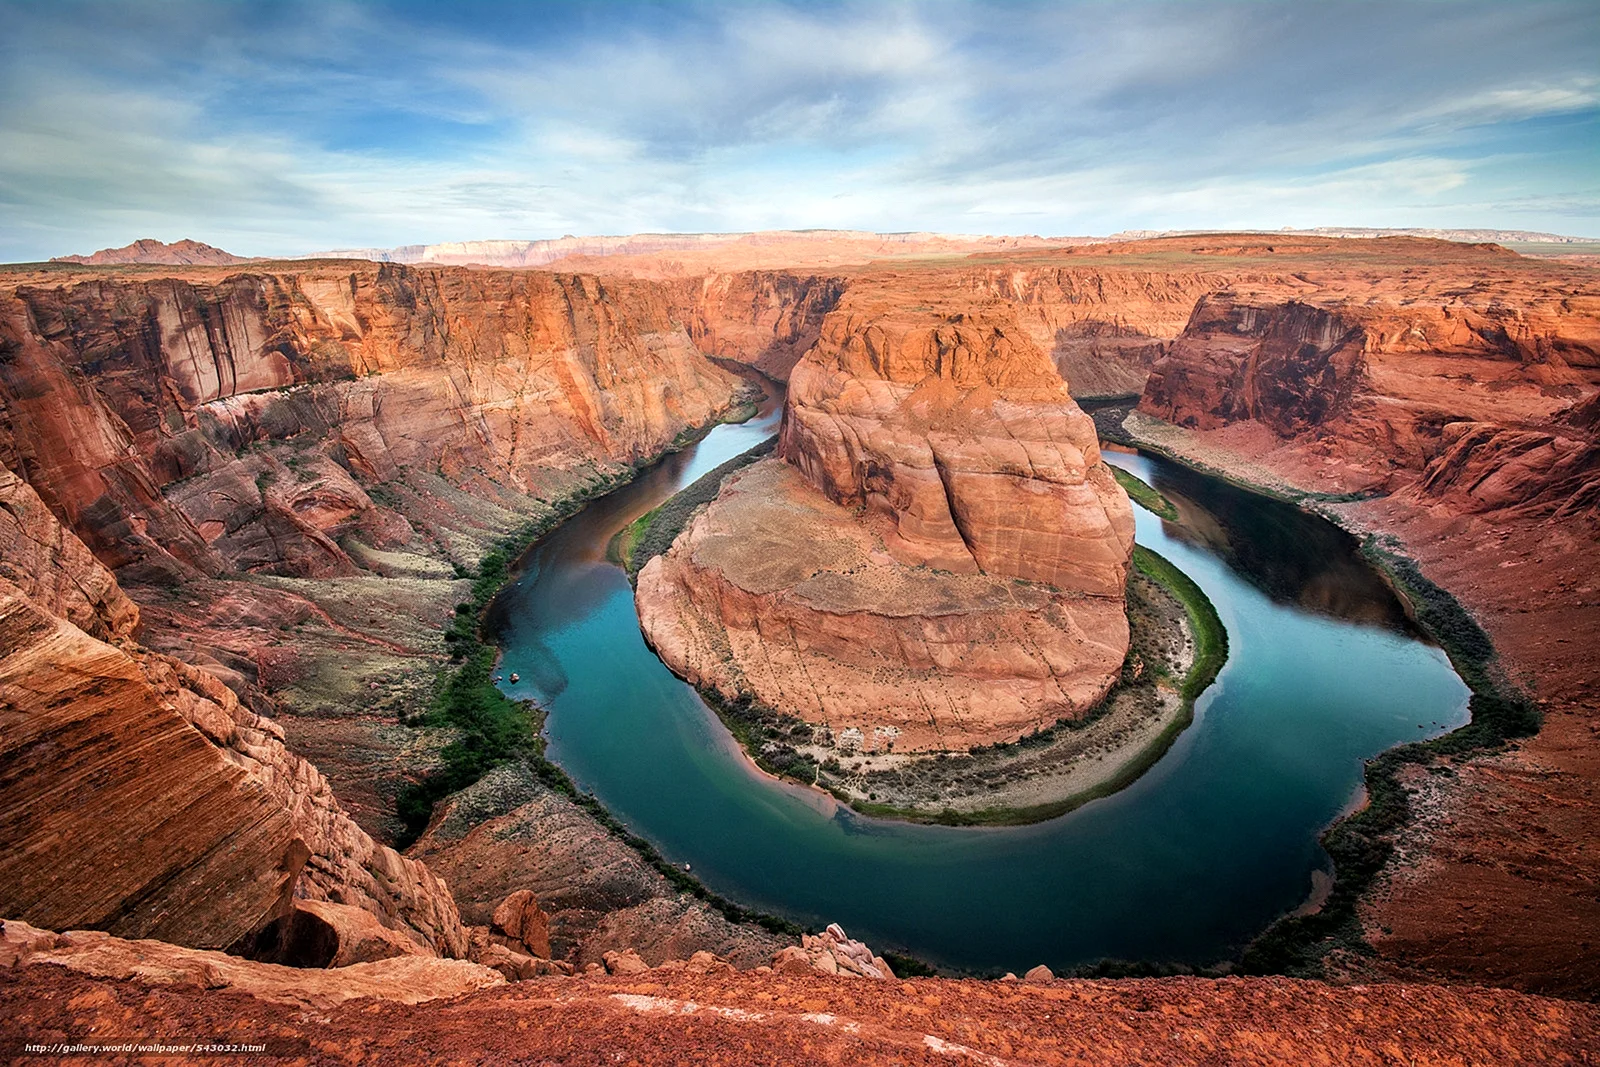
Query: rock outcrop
[[1, 920, 501, 1011], [1143, 297, 1368, 436], [638, 284, 1134, 750], [0, 488, 467, 957], [407, 763, 790, 970], [6, 918, 1596, 1066], [780, 290, 1135, 590], [637, 460, 1131, 750], [779, 924, 894, 979]]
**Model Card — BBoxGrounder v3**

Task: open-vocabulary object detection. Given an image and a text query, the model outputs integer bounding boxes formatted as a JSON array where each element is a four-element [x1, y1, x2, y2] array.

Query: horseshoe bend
[[636, 284, 1140, 762], [2, 4, 1600, 1057], [1, 229, 1596, 1060]]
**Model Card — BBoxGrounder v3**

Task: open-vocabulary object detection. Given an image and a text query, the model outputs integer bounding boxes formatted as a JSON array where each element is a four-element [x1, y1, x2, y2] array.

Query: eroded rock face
[[780, 293, 1134, 592], [0, 467, 137, 642], [1142, 297, 1368, 436], [0, 267, 743, 582], [637, 460, 1129, 750], [0, 480, 465, 958], [639, 287, 1134, 749], [678, 272, 846, 380], [1138, 266, 1600, 500]]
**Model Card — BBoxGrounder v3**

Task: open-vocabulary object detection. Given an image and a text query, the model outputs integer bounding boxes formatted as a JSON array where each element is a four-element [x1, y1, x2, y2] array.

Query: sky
[[1, 0, 1596, 261]]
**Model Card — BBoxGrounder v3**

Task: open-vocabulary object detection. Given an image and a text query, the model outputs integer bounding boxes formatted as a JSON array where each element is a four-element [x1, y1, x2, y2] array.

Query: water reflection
[[1133, 453, 1416, 635]]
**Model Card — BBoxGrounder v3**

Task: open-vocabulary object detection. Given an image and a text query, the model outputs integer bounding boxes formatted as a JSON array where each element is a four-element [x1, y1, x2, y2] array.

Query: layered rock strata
[[0, 477, 466, 956], [779, 291, 1135, 590], [0, 260, 768, 960], [1141, 263, 1600, 499], [1123, 239, 1600, 994], [639, 290, 1135, 750]]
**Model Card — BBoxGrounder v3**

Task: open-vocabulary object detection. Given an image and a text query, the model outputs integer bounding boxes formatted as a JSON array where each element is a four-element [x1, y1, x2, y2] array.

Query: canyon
[[2, 233, 1598, 1058]]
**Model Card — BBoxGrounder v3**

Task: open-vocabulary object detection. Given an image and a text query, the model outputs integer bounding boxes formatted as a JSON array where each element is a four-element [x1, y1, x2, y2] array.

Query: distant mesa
[[50, 238, 250, 266]]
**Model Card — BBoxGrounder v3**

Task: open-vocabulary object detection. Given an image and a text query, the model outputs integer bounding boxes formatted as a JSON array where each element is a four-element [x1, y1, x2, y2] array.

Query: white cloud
[[0, 0, 1596, 260]]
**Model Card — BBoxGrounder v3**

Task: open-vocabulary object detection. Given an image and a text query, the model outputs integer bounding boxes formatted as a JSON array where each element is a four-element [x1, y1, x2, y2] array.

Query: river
[[485, 386, 1469, 974]]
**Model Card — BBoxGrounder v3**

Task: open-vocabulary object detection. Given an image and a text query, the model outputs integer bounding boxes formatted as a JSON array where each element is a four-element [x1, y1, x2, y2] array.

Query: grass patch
[[1132, 545, 1227, 702], [1111, 465, 1179, 522], [395, 472, 639, 848], [718, 399, 761, 426], [623, 437, 776, 578]]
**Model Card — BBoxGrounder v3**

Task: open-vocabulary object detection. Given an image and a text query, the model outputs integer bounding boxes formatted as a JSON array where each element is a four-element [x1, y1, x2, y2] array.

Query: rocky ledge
[[4, 916, 1594, 1066]]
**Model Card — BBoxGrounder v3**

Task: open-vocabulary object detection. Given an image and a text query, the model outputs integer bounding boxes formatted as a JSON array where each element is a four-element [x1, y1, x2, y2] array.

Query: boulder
[[603, 949, 650, 976], [685, 950, 736, 976], [247, 899, 428, 968], [491, 890, 552, 960], [772, 946, 815, 976]]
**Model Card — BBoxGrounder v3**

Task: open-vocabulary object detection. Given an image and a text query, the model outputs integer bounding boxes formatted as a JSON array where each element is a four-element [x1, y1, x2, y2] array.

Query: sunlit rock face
[[638, 282, 1135, 751], [779, 286, 1135, 594]]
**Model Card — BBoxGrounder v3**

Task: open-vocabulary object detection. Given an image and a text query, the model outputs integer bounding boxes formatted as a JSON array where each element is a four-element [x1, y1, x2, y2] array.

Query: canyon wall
[[1123, 238, 1600, 994], [943, 264, 1250, 398], [1, 267, 744, 582], [1140, 268, 1600, 509], [676, 271, 846, 380], [0, 470, 464, 956], [0, 261, 763, 958], [637, 278, 1136, 750], [7, 235, 1600, 995]]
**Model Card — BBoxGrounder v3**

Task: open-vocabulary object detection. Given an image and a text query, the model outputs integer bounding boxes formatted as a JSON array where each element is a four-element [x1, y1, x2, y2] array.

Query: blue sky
[[1, 0, 1596, 260]]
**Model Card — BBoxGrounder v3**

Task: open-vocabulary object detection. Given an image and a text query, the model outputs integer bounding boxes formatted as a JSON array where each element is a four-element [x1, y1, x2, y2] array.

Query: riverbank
[[1101, 406, 1546, 980], [827, 544, 1226, 825], [393, 381, 818, 960], [612, 438, 776, 578], [1109, 464, 1179, 521], [622, 443, 1228, 826], [401, 379, 772, 842]]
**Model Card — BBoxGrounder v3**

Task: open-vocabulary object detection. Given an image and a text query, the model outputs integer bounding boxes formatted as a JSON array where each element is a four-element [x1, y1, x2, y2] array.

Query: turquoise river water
[[486, 391, 1469, 974]]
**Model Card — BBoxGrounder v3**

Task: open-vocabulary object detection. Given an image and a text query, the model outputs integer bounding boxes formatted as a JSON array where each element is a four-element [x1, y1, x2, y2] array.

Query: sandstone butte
[[1, 234, 1599, 1061], [637, 282, 1137, 751]]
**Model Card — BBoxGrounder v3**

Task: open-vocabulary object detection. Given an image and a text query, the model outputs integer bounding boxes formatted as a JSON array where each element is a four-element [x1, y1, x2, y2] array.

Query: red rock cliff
[[0, 472, 465, 956], [1, 265, 743, 581], [0, 261, 758, 960], [637, 278, 1136, 750], [780, 282, 1135, 593]]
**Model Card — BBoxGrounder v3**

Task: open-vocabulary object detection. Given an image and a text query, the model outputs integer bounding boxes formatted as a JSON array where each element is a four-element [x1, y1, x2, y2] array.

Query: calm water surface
[[487, 394, 1468, 973]]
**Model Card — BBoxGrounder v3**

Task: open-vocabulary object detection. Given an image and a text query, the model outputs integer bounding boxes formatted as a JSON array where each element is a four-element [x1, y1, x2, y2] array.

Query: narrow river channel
[[485, 385, 1469, 974]]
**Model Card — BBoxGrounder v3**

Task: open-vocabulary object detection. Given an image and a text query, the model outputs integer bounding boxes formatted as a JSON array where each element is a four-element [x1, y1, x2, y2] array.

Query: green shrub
[[627, 438, 775, 576]]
